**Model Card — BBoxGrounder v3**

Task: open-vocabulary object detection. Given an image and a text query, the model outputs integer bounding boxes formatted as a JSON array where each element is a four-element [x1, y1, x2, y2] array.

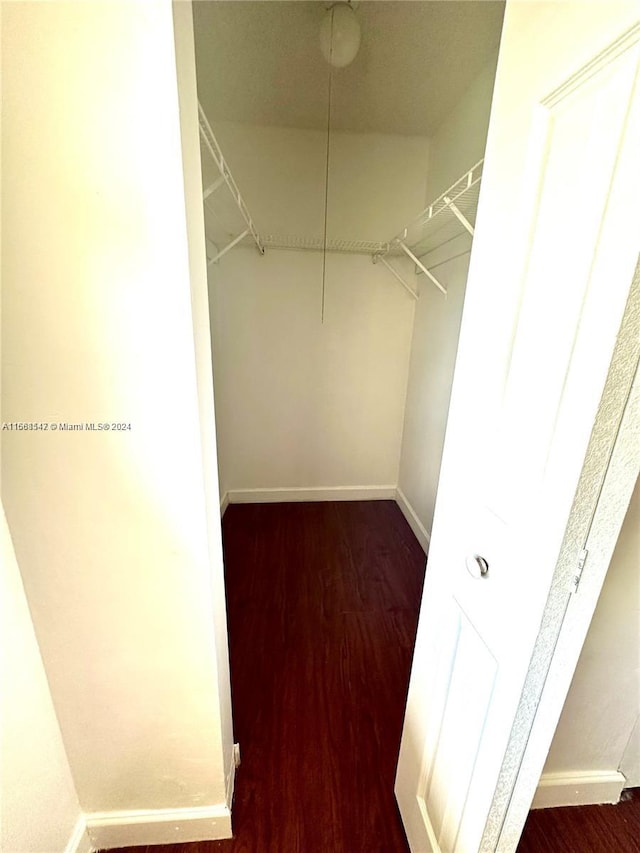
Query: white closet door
[[395, 5, 640, 852]]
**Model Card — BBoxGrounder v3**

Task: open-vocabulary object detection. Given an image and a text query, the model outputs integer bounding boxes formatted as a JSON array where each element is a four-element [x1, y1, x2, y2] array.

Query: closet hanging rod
[[198, 101, 265, 258]]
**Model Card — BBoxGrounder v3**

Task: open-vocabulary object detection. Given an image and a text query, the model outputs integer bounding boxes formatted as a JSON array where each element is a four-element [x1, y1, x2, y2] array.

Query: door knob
[[466, 554, 489, 579]]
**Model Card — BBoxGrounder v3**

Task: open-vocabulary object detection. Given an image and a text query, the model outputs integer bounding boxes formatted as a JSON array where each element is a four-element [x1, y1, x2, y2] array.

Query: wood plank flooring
[[108, 500, 426, 853], [105, 500, 640, 853], [517, 788, 640, 853]]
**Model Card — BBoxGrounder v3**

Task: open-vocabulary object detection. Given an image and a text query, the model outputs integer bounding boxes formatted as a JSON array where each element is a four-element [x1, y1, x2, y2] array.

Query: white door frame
[[482, 255, 640, 850]]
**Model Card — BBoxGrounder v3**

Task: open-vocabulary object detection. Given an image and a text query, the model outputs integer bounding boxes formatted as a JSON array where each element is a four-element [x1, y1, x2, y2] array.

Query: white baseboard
[[65, 817, 93, 853], [227, 485, 397, 504], [395, 487, 431, 553], [532, 771, 626, 809], [223, 485, 432, 554], [85, 804, 232, 849]]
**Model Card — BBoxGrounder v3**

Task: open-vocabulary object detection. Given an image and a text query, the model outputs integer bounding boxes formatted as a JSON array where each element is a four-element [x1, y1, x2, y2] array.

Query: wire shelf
[[261, 235, 389, 255], [198, 102, 264, 265], [374, 160, 484, 296], [197, 99, 483, 301]]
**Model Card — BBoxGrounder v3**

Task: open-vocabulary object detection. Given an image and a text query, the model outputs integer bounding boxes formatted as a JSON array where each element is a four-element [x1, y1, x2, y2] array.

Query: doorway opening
[[191, 1, 504, 848]]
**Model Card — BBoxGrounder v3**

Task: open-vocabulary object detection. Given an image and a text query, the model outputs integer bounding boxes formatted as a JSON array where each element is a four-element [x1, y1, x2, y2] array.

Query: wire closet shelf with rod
[[198, 99, 484, 301]]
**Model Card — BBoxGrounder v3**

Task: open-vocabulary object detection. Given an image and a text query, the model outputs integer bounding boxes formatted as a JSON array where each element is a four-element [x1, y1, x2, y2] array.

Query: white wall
[[210, 120, 430, 244], [423, 59, 500, 203], [542, 476, 640, 783], [397, 58, 499, 545], [210, 249, 415, 498], [2, 2, 232, 846], [1, 508, 91, 853], [205, 122, 426, 498]]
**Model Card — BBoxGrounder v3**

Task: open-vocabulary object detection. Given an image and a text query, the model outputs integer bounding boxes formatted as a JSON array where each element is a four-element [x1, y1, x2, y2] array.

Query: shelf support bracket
[[398, 241, 447, 296], [205, 237, 219, 265], [443, 195, 475, 235], [208, 229, 250, 266], [373, 255, 418, 300], [203, 175, 226, 201]]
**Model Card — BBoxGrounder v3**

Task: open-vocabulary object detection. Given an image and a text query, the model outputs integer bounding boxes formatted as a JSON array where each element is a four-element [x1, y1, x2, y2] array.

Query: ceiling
[[193, 1, 505, 138]]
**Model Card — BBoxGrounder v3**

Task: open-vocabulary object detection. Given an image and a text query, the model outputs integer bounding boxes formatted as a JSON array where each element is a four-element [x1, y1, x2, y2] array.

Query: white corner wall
[[1, 508, 91, 853], [535, 475, 640, 806], [397, 58, 499, 546], [2, 2, 232, 847], [206, 122, 426, 500]]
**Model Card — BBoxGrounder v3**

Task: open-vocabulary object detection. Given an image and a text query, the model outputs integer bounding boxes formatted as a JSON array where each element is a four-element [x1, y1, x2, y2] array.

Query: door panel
[[490, 49, 639, 527], [396, 7, 640, 852], [417, 603, 497, 853]]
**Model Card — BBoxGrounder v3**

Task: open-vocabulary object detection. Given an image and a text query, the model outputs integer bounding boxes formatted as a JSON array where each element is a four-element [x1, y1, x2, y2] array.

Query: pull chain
[[321, 12, 334, 324]]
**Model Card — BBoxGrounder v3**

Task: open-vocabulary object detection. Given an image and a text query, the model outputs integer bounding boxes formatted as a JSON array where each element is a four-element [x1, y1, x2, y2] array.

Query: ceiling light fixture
[[319, 2, 361, 68]]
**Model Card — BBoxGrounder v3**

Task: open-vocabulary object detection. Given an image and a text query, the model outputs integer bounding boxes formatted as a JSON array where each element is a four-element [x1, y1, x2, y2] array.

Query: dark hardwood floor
[[106, 500, 640, 853], [109, 500, 426, 853], [516, 788, 640, 853]]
